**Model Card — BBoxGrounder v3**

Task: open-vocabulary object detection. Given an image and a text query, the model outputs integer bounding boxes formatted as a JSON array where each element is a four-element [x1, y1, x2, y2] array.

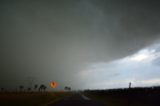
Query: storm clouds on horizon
[[1, 0, 160, 90]]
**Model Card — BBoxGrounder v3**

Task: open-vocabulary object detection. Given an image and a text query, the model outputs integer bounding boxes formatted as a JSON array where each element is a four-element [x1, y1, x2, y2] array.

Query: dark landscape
[[0, 86, 160, 106], [85, 86, 160, 106]]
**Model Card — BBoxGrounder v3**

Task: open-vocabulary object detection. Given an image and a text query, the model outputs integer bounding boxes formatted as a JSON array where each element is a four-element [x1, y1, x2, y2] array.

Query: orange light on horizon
[[50, 82, 57, 88]]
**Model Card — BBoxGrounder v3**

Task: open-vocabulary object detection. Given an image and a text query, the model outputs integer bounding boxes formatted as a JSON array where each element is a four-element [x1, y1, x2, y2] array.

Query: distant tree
[[27, 88, 31, 92], [39, 84, 47, 92], [1, 88, 4, 92], [19, 85, 24, 91], [43, 85, 47, 91], [64, 86, 67, 90], [64, 86, 71, 91], [34, 84, 38, 91]]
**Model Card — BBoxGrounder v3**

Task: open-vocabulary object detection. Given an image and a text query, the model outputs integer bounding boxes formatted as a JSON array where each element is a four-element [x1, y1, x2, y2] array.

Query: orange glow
[[50, 82, 57, 88]]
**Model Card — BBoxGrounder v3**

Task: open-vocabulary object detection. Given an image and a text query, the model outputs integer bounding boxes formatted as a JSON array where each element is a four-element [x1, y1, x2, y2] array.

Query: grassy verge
[[84, 93, 128, 106], [0, 91, 72, 106], [84, 91, 160, 106]]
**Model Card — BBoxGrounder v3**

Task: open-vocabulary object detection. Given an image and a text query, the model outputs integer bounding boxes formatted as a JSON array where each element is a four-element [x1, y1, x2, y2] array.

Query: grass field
[[0, 91, 72, 106], [84, 87, 160, 106]]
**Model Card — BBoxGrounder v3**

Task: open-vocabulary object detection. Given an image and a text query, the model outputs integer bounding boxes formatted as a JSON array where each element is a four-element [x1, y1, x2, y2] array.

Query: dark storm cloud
[[1, 0, 160, 90]]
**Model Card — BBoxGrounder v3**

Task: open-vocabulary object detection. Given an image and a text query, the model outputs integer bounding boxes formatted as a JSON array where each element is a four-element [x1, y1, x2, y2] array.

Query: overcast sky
[[1, 0, 160, 90]]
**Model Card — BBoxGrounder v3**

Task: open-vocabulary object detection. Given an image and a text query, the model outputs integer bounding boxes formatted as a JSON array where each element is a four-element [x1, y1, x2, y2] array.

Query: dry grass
[[84, 92, 158, 106], [85, 93, 128, 106], [0, 91, 72, 106]]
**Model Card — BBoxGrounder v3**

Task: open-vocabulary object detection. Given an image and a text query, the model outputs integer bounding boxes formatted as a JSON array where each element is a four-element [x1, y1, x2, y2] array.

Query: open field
[[84, 86, 160, 106], [1, 87, 160, 106], [0, 91, 72, 106]]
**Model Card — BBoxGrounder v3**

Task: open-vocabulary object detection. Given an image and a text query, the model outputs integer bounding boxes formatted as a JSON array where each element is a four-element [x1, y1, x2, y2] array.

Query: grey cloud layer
[[1, 0, 160, 89]]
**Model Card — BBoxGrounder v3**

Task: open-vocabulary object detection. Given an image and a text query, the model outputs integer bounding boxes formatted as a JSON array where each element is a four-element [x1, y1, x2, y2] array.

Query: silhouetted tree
[[64, 86, 71, 91], [19, 85, 24, 91], [34, 84, 38, 91], [27, 87, 31, 92], [1, 88, 4, 92], [39, 84, 47, 92]]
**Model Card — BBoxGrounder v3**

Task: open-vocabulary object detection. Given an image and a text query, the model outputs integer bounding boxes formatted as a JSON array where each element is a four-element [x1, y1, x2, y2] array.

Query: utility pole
[[129, 82, 131, 88], [128, 82, 132, 106]]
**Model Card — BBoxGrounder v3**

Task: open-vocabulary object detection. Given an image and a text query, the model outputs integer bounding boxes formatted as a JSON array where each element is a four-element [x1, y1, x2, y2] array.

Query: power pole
[[128, 82, 132, 106], [129, 82, 131, 88]]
